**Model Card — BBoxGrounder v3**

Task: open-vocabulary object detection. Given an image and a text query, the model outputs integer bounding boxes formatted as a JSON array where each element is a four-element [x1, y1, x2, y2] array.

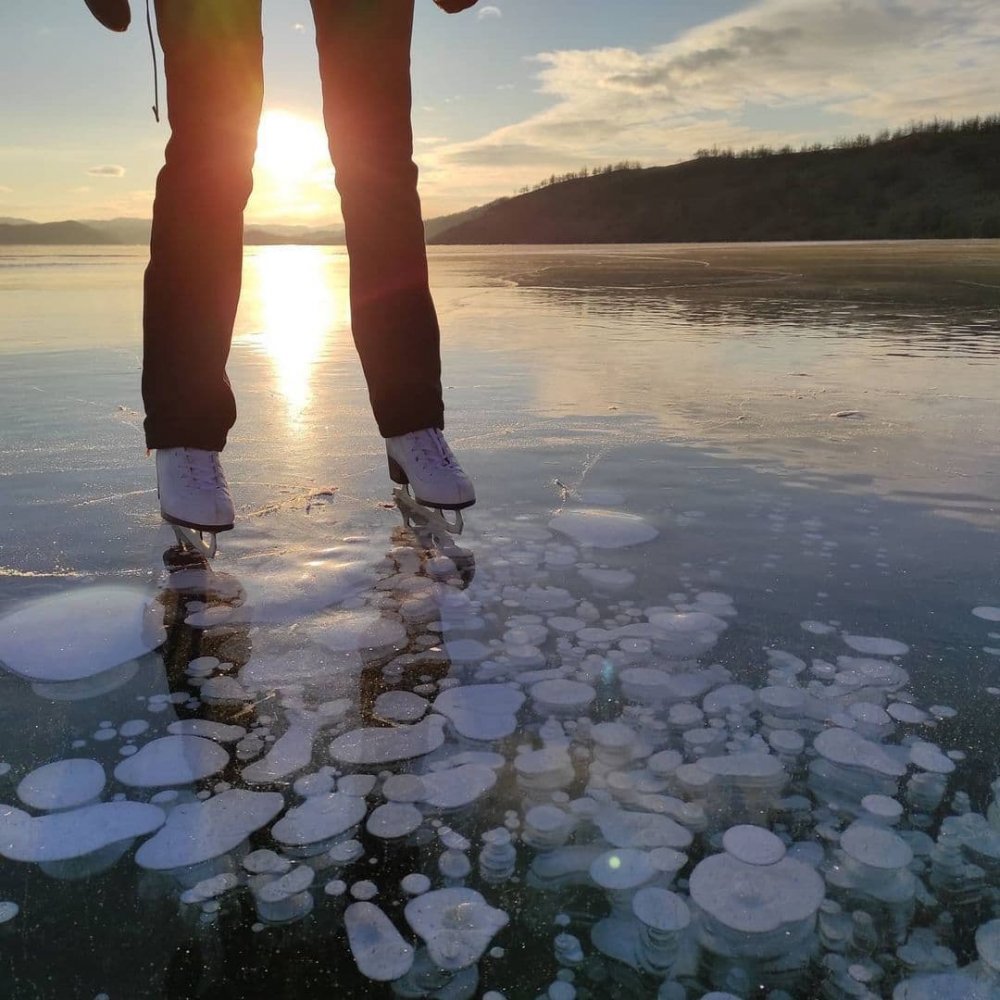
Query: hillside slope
[[431, 124, 1000, 244]]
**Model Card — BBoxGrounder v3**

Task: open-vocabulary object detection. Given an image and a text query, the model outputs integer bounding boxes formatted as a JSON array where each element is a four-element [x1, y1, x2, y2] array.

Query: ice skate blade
[[170, 524, 219, 560], [393, 487, 464, 537]]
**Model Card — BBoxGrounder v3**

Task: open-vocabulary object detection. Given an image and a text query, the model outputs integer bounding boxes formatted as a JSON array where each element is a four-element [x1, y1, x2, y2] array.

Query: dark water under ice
[[1, 242, 999, 999]]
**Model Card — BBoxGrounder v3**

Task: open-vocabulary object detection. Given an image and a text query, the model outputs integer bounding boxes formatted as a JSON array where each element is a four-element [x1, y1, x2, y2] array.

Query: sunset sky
[[1, 0, 998, 225]]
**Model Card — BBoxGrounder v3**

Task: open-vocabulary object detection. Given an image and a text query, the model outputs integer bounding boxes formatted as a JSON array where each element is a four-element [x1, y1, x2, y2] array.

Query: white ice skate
[[156, 448, 234, 560], [386, 427, 475, 537]]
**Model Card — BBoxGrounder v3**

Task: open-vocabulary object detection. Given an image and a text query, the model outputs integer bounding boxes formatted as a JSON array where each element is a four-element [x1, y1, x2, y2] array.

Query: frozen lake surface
[[1, 242, 1000, 998]]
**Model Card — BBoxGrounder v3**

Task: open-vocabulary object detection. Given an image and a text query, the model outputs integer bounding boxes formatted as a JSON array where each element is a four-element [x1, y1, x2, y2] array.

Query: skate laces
[[409, 429, 458, 472], [180, 449, 229, 493]]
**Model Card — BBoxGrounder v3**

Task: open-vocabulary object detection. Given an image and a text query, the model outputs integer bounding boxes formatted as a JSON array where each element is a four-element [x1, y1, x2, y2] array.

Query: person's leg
[[309, 0, 444, 438], [143, 0, 264, 452]]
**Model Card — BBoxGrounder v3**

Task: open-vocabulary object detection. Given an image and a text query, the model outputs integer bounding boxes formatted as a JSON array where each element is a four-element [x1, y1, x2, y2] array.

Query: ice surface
[[329, 716, 446, 765], [1, 801, 165, 862], [306, 608, 408, 653], [17, 758, 105, 812], [135, 790, 283, 870], [549, 509, 658, 548], [345, 901, 415, 981], [235, 549, 376, 624], [0, 585, 163, 682], [433, 684, 525, 740], [113, 736, 230, 788]]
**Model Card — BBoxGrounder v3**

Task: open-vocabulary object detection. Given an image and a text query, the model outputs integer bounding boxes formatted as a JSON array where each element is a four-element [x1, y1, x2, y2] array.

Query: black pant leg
[[143, 0, 264, 451], [310, 0, 444, 438]]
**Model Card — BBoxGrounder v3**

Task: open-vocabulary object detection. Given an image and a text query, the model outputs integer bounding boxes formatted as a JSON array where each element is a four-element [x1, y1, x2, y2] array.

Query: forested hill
[[430, 117, 1000, 244]]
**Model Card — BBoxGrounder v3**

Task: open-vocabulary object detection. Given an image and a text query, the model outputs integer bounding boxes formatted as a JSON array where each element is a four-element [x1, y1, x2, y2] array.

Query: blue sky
[[1, 0, 998, 224]]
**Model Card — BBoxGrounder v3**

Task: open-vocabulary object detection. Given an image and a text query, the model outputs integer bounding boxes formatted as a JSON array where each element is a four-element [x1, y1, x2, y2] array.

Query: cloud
[[88, 165, 126, 178], [423, 0, 1000, 204], [0, 185, 12, 195], [478, 5, 502, 19]]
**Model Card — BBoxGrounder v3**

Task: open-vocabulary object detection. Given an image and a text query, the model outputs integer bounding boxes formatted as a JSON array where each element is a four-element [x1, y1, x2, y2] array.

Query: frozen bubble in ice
[[433, 684, 526, 741], [439, 849, 471, 879], [887, 703, 928, 725], [689, 851, 824, 935], [442, 639, 491, 664], [118, 720, 150, 739], [135, 789, 283, 870], [199, 676, 251, 704], [1, 801, 164, 862], [338, 774, 377, 797], [703, 684, 756, 716], [549, 617, 586, 634], [237, 551, 376, 625], [597, 810, 692, 851], [242, 724, 317, 785], [243, 849, 291, 876], [17, 759, 105, 812], [293, 772, 336, 798], [420, 764, 497, 810], [530, 679, 596, 716], [330, 716, 446, 766], [328, 840, 365, 865], [351, 880, 378, 901], [374, 691, 428, 724], [861, 794, 903, 824], [307, 608, 407, 653], [401, 873, 431, 896], [0, 901, 18, 924], [648, 610, 727, 634], [813, 728, 907, 778], [271, 792, 367, 850], [842, 634, 909, 656], [0, 585, 163, 682], [801, 620, 836, 635], [840, 820, 912, 870], [631, 887, 690, 932], [167, 720, 247, 743], [383, 774, 427, 803], [345, 901, 414, 982], [590, 848, 655, 890], [367, 803, 422, 839], [113, 736, 229, 788], [324, 879, 347, 897], [972, 607, 1000, 622], [550, 509, 657, 549], [909, 742, 956, 774], [721, 825, 786, 866], [404, 887, 509, 971]]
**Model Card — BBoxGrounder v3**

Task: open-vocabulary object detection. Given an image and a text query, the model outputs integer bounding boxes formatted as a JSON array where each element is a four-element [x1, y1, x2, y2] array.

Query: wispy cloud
[[478, 5, 502, 19], [87, 165, 126, 178], [423, 0, 1000, 203]]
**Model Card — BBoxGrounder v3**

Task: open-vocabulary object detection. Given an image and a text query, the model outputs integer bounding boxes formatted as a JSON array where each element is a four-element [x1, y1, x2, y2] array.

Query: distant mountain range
[[4, 117, 999, 246]]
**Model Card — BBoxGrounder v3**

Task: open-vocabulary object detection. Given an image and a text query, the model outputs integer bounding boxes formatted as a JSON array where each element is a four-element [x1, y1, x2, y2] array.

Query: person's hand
[[434, 0, 479, 12], [84, 0, 131, 32]]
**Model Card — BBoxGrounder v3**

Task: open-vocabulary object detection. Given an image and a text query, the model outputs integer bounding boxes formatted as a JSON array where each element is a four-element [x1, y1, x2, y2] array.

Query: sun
[[256, 110, 329, 182], [252, 110, 332, 219]]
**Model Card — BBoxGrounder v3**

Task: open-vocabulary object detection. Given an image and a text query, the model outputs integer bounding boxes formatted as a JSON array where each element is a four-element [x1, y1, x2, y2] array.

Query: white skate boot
[[156, 448, 234, 559], [386, 427, 475, 536]]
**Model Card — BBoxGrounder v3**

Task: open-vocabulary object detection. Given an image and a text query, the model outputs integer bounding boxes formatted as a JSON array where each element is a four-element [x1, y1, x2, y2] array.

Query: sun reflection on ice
[[248, 246, 349, 427]]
